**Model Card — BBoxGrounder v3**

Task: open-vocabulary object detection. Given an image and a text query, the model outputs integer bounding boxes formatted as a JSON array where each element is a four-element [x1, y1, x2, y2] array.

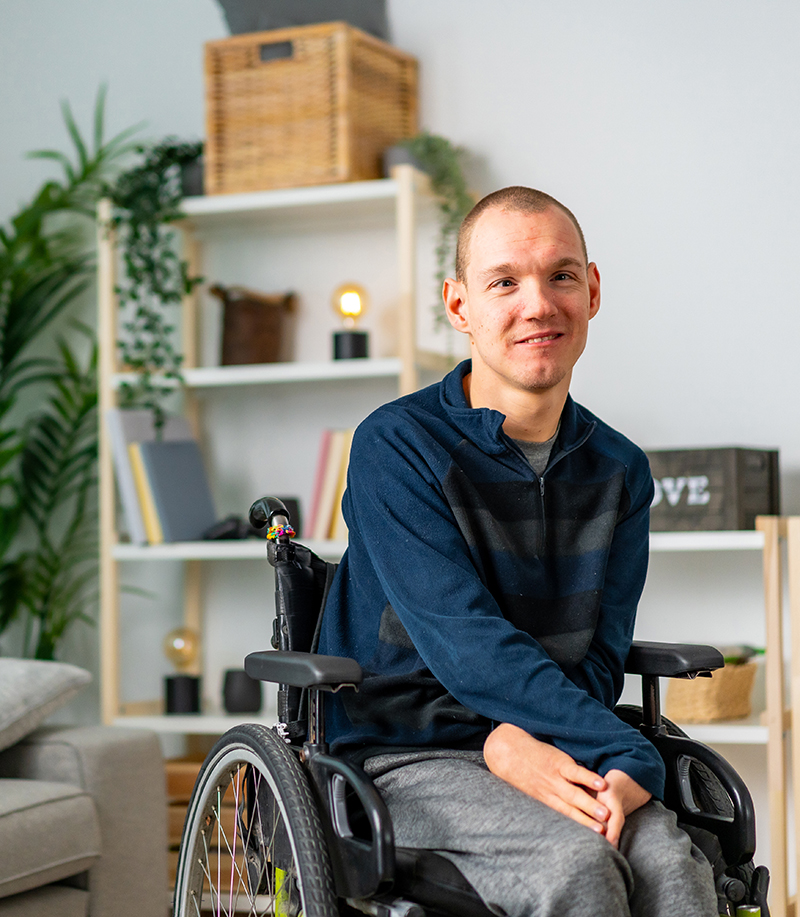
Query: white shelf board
[[111, 532, 761, 561], [649, 530, 764, 552], [180, 177, 401, 220], [111, 358, 403, 391], [112, 539, 347, 561], [114, 713, 768, 743], [113, 713, 277, 735], [184, 358, 402, 388], [676, 716, 768, 745]]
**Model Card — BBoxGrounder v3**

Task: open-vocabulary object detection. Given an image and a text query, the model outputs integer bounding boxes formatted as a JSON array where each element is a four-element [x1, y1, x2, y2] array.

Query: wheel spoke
[[173, 727, 335, 917]]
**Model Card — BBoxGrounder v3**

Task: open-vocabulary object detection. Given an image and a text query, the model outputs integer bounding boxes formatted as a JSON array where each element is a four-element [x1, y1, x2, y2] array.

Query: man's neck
[[463, 371, 570, 443]]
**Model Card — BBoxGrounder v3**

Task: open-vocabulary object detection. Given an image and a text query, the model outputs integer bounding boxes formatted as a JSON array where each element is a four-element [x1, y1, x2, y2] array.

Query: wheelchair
[[172, 497, 771, 917]]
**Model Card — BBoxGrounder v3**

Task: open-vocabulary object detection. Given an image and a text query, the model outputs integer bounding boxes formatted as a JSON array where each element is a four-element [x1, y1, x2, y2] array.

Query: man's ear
[[443, 277, 470, 334], [588, 263, 601, 319]]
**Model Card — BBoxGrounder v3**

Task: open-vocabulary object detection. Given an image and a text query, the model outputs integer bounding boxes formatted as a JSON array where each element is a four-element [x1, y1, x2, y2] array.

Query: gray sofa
[[0, 661, 168, 917]]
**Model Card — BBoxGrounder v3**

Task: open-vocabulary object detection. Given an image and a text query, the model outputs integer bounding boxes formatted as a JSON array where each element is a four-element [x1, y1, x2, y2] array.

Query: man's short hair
[[455, 187, 588, 282]]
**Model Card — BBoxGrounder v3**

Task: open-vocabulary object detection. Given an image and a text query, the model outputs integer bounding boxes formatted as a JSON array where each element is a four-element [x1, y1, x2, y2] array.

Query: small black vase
[[223, 668, 262, 714], [165, 674, 201, 714]]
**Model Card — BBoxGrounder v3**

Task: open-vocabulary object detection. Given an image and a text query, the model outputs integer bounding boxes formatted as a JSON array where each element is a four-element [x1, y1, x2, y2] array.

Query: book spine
[[105, 409, 148, 544], [329, 428, 354, 541], [312, 430, 347, 542], [128, 443, 164, 545], [305, 428, 333, 538]]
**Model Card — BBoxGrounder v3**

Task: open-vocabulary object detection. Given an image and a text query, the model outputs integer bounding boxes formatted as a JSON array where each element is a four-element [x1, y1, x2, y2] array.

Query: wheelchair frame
[[172, 497, 771, 917]]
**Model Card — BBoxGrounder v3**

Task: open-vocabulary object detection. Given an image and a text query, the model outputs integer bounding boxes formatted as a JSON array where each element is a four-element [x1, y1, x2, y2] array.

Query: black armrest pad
[[625, 641, 724, 677], [245, 650, 363, 689]]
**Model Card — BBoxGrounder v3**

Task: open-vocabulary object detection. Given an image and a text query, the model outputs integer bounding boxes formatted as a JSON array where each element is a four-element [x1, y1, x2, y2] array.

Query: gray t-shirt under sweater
[[512, 424, 559, 476]]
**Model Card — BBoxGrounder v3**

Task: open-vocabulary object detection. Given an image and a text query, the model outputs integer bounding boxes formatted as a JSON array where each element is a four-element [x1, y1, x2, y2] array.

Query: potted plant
[[0, 88, 138, 658], [109, 139, 203, 433], [388, 131, 475, 325]]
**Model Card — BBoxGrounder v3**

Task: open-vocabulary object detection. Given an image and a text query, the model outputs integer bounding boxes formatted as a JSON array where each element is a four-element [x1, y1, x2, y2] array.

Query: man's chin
[[512, 369, 569, 394]]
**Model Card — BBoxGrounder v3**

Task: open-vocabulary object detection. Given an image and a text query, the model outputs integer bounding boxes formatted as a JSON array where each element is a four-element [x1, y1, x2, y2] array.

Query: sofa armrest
[[0, 725, 167, 917]]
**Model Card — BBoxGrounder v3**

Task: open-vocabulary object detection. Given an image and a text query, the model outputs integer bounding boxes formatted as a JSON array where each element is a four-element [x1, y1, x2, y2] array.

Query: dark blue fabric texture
[[319, 360, 665, 799]]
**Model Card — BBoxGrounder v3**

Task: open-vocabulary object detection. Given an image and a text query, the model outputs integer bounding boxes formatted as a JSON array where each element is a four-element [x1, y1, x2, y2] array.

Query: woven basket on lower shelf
[[665, 662, 757, 723]]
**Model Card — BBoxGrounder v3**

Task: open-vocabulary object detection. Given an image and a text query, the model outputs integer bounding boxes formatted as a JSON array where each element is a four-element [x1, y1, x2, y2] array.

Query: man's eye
[[493, 278, 515, 288]]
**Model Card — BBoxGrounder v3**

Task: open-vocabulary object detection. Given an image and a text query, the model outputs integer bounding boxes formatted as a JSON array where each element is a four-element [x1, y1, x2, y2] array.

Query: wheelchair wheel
[[173, 723, 337, 917]]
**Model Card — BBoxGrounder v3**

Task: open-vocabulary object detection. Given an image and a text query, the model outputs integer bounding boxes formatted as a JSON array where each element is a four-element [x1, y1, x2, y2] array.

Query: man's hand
[[484, 723, 610, 836], [595, 769, 651, 848]]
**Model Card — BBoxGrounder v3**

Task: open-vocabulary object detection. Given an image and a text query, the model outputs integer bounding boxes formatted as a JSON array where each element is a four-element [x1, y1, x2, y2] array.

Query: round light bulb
[[332, 283, 368, 329], [163, 627, 199, 672]]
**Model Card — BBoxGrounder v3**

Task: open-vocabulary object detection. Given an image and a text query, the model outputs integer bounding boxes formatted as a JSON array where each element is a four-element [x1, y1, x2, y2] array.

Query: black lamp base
[[333, 330, 369, 360], [165, 674, 201, 714]]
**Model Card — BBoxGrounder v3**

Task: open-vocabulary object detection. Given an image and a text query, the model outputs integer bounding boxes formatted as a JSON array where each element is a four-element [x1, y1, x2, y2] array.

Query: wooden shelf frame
[[97, 166, 443, 730], [754, 516, 799, 917]]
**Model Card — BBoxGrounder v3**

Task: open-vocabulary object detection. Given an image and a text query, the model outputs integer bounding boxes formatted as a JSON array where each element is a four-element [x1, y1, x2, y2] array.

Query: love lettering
[[651, 475, 711, 508]]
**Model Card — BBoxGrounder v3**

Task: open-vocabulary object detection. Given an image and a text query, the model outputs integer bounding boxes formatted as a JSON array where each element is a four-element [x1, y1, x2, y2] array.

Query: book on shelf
[[128, 443, 164, 544], [329, 428, 354, 542], [105, 409, 193, 544], [137, 440, 217, 543], [304, 429, 332, 539], [308, 428, 355, 542]]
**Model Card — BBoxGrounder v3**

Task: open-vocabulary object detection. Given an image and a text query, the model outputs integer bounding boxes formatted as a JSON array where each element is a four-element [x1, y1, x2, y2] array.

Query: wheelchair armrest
[[245, 650, 363, 690], [625, 641, 724, 678]]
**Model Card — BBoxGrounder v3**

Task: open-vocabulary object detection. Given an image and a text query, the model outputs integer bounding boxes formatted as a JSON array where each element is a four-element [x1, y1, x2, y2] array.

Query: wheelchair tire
[[173, 723, 337, 917], [614, 705, 734, 820]]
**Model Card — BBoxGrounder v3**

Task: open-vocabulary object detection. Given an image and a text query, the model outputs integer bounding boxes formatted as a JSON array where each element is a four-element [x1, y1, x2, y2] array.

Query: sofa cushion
[[0, 884, 88, 917], [0, 779, 101, 899], [0, 660, 91, 753]]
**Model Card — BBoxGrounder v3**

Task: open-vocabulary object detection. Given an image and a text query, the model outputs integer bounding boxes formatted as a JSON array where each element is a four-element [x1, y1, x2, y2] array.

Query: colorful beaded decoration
[[266, 523, 296, 541]]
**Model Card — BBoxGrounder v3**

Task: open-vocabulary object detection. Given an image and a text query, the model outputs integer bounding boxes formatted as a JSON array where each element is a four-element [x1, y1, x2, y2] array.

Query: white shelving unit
[[97, 164, 451, 733]]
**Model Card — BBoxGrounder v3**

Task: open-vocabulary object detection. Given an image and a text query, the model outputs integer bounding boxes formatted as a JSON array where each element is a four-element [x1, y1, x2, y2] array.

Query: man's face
[[445, 205, 600, 401]]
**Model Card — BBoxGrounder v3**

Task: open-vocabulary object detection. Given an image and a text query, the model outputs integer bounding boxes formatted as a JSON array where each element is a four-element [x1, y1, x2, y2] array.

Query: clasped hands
[[483, 723, 651, 849]]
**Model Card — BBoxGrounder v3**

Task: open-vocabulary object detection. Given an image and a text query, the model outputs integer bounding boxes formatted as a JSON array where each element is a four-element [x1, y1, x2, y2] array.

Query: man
[[318, 187, 716, 917]]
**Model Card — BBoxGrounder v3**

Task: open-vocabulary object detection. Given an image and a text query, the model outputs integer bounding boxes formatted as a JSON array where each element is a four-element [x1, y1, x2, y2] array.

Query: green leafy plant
[[110, 140, 203, 433], [0, 87, 138, 657], [398, 132, 474, 325], [17, 328, 99, 659]]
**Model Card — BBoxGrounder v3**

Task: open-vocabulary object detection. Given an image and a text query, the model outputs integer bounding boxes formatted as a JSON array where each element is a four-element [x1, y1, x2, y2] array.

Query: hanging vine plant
[[397, 132, 474, 325], [109, 140, 203, 432]]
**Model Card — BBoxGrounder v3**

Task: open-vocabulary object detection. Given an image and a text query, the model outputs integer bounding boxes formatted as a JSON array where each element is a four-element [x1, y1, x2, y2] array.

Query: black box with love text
[[645, 447, 780, 531]]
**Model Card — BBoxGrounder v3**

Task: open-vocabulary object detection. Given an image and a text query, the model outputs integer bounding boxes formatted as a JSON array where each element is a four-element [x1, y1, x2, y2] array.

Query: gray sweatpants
[[364, 750, 717, 917]]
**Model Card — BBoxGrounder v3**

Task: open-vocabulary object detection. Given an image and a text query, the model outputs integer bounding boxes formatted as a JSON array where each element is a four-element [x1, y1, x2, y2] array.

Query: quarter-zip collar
[[440, 360, 597, 462]]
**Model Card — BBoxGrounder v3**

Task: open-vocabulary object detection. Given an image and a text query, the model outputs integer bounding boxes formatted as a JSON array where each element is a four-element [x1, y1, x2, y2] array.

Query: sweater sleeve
[[343, 413, 665, 799]]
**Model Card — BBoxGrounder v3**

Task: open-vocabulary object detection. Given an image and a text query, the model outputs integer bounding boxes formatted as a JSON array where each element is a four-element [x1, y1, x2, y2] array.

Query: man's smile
[[517, 332, 563, 344]]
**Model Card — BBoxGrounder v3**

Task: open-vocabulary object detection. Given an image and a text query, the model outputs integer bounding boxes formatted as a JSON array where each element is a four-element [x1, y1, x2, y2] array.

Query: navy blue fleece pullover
[[319, 361, 665, 799]]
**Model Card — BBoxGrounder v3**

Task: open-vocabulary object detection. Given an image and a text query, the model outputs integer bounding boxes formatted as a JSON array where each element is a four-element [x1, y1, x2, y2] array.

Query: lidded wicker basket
[[204, 21, 418, 194]]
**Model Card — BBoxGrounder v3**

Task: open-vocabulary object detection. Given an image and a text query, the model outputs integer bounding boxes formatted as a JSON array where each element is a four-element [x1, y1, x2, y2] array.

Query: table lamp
[[163, 627, 201, 714], [332, 282, 369, 359]]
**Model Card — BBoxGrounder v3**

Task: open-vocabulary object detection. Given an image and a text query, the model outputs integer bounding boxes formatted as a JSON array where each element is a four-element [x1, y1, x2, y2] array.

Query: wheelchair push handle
[[249, 496, 297, 543], [249, 495, 291, 529]]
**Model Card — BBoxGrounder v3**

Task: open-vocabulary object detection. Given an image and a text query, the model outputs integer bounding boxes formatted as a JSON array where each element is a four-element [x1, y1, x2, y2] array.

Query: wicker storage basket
[[204, 21, 418, 194], [210, 285, 296, 364], [665, 662, 757, 723]]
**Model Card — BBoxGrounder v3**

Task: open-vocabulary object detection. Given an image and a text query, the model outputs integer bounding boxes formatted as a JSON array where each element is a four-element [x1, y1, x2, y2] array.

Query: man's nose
[[518, 281, 557, 320]]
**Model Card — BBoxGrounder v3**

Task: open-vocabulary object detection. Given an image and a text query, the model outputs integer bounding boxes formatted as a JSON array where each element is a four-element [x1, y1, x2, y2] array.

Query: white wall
[[0, 0, 793, 865]]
